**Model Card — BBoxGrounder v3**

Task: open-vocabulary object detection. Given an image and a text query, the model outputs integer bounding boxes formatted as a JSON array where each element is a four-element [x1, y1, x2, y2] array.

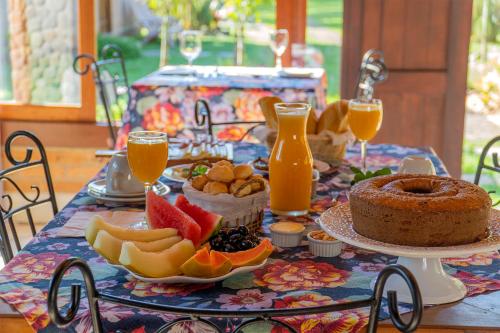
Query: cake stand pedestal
[[319, 204, 500, 305]]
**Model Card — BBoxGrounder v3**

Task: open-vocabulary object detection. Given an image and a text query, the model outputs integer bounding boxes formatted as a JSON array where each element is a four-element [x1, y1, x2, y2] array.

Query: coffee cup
[[105, 151, 144, 194], [398, 155, 436, 175]]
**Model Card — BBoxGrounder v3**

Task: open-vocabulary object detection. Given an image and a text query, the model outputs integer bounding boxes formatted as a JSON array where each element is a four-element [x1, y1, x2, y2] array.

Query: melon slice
[[93, 230, 123, 264], [147, 192, 201, 247], [210, 251, 232, 277], [92, 231, 182, 263], [133, 236, 182, 252], [175, 195, 222, 244], [180, 247, 212, 277], [217, 239, 273, 268], [119, 239, 196, 278], [85, 215, 177, 245]]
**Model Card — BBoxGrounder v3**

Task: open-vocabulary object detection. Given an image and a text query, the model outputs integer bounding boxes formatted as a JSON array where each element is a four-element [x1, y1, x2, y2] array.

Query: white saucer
[[88, 180, 170, 203], [88, 179, 145, 198]]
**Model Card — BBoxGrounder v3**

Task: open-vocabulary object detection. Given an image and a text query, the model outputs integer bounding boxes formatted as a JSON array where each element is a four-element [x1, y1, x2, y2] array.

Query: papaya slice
[[210, 251, 232, 277], [216, 239, 273, 268], [180, 247, 212, 277]]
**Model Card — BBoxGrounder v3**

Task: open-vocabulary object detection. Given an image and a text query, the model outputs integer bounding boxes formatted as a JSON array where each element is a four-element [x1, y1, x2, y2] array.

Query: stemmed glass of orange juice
[[127, 131, 168, 228], [348, 99, 383, 171]]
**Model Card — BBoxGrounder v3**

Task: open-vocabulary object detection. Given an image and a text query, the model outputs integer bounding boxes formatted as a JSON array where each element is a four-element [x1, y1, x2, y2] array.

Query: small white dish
[[122, 259, 267, 283], [270, 222, 305, 248], [398, 155, 436, 175], [163, 164, 193, 182], [307, 231, 343, 257]]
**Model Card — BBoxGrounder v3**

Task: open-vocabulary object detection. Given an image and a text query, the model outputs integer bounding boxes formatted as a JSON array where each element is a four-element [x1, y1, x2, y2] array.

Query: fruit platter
[[85, 192, 273, 283]]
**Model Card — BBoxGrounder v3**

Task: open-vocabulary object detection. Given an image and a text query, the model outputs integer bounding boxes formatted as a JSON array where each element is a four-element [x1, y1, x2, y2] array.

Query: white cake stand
[[319, 204, 500, 305]]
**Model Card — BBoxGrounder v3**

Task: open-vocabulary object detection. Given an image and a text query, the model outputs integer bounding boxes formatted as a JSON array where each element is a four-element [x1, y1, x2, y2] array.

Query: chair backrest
[[0, 131, 58, 263], [194, 99, 265, 142], [73, 44, 131, 147], [474, 135, 500, 207]]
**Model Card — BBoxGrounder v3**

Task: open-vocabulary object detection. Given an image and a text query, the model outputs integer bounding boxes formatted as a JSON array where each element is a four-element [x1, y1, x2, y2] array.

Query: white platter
[[88, 180, 170, 203], [319, 203, 500, 305], [121, 259, 268, 283], [319, 204, 500, 258], [163, 164, 193, 182]]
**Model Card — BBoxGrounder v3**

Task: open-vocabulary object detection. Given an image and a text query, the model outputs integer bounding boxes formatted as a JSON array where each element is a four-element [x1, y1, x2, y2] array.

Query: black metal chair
[[474, 135, 500, 207], [194, 99, 265, 142], [73, 44, 131, 148], [0, 131, 58, 263]]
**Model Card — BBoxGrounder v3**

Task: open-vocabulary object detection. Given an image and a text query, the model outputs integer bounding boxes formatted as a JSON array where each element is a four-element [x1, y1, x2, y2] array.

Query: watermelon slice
[[175, 195, 222, 244], [147, 192, 201, 247]]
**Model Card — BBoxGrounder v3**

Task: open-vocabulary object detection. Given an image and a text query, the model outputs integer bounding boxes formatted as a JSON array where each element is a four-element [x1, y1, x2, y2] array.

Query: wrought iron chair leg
[[48, 259, 422, 333], [48, 257, 104, 333], [367, 265, 422, 333]]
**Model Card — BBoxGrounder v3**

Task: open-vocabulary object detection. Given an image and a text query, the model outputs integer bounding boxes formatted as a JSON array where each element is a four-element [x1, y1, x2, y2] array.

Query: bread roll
[[317, 100, 349, 134], [307, 107, 318, 134], [207, 165, 235, 183], [203, 181, 228, 195], [233, 164, 253, 179], [229, 179, 246, 194], [191, 175, 208, 191], [258, 96, 282, 130]]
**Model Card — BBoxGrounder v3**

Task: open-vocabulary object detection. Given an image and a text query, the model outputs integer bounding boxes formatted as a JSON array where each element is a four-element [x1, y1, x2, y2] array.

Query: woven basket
[[182, 182, 269, 233], [266, 131, 348, 163]]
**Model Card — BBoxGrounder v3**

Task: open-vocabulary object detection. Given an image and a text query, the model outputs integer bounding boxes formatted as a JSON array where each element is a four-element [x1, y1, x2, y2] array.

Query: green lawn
[[114, 0, 342, 101], [462, 138, 499, 203]]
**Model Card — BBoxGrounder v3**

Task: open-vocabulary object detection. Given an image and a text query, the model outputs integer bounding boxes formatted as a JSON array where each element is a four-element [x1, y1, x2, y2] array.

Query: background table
[[0, 143, 499, 333], [115, 66, 326, 149]]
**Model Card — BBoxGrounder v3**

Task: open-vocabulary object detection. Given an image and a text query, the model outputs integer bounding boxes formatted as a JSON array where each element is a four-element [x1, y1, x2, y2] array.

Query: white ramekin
[[307, 231, 343, 257], [270, 223, 305, 248]]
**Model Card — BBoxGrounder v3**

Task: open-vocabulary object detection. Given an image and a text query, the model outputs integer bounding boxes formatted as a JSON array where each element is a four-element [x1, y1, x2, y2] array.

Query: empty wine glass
[[180, 30, 202, 67], [269, 29, 289, 70]]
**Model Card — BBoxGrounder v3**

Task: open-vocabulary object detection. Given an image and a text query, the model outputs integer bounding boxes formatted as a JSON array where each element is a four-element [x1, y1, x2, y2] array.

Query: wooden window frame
[[0, 0, 96, 122]]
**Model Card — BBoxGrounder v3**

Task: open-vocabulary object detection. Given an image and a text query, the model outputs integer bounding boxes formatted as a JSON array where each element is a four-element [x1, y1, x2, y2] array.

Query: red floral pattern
[[254, 260, 350, 291], [123, 277, 213, 297], [1, 252, 70, 283]]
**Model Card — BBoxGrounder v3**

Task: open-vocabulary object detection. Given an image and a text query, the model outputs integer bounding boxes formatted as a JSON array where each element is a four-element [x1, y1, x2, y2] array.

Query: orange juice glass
[[269, 103, 313, 216], [127, 131, 168, 228], [348, 99, 383, 171]]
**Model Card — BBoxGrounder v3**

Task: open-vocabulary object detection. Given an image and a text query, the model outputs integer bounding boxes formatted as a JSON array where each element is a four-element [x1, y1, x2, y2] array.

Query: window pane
[[1, 0, 80, 105], [306, 0, 343, 101], [0, 0, 12, 101]]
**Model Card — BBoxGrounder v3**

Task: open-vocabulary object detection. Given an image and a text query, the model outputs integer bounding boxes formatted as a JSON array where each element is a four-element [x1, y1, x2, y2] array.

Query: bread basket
[[266, 130, 350, 163], [182, 181, 269, 232], [259, 98, 351, 163]]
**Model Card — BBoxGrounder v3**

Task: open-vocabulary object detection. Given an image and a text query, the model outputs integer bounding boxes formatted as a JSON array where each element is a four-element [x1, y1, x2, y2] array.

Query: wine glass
[[269, 29, 289, 70], [180, 30, 202, 67], [348, 99, 383, 172], [127, 131, 168, 229]]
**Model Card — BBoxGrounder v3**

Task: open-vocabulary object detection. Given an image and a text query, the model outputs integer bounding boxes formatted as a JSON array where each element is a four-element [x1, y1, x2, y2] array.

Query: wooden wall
[[0, 121, 108, 193], [342, 0, 472, 177]]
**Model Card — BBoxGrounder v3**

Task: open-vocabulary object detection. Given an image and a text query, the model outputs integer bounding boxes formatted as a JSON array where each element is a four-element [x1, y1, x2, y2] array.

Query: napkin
[[56, 210, 145, 238]]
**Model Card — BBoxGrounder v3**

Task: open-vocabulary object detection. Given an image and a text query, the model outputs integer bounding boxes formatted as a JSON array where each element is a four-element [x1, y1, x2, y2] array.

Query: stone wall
[[8, 0, 79, 104], [8, 0, 30, 103]]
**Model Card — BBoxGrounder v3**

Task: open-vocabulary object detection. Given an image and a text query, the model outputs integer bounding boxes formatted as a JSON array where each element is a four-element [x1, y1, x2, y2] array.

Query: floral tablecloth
[[115, 66, 326, 149], [0, 143, 499, 333]]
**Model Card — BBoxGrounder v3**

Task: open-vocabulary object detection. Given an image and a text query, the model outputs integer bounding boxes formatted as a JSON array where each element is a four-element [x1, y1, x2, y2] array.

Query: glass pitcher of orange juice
[[269, 103, 313, 216]]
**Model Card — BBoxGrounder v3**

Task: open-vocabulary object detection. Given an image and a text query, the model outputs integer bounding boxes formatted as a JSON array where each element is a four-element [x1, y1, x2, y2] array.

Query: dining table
[[0, 142, 499, 333], [114, 66, 327, 149]]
